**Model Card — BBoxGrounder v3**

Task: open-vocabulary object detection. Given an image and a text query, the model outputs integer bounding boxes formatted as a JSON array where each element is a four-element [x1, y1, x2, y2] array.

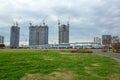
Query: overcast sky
[[0, 0, 120, 45]]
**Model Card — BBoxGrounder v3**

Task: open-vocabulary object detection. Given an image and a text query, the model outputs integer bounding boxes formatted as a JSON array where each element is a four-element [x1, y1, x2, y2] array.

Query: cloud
[[0, 0, 120, 45]]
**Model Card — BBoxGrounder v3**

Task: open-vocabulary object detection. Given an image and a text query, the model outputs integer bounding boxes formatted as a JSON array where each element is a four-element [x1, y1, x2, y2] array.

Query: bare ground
[[21, 71, 76, 80], [84, 63, 120, 80]]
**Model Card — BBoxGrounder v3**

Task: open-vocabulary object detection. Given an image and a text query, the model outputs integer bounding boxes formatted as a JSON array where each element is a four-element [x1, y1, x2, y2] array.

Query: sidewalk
[[93, 50, 120, 60]]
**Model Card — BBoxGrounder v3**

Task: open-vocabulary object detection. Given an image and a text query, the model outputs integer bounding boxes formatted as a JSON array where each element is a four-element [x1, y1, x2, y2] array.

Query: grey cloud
[[0, 0, 120, 44]]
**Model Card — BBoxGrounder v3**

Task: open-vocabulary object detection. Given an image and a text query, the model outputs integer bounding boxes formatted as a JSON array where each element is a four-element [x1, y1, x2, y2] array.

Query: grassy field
[[0, 49, 120, 80]]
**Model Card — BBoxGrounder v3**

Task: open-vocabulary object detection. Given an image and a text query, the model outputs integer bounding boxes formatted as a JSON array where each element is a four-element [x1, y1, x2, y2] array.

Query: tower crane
[[67, 16, 70, 26], [42, 16, 47, 26]]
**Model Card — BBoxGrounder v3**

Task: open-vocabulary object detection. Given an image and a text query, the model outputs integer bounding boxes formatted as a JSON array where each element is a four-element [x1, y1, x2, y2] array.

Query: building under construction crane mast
[[10, 22, 20, 48], [58, 19, 69, 44], [29, 19, 48, 46], [0, 35, 4, 44]]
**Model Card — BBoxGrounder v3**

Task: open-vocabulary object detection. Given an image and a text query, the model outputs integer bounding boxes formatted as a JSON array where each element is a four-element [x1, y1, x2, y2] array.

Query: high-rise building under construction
[[10, 22, 20, 48], [102, 35, 111, 45], [58, 20, 69, 44], [29, 22, 48, 46], [0, 35, 4, 44]]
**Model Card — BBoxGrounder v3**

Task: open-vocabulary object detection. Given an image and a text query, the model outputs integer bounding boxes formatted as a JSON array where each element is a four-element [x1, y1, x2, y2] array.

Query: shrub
[[101, 49, 107, 52], [70, 49, 93, 53], [0, 44, 5, 48]]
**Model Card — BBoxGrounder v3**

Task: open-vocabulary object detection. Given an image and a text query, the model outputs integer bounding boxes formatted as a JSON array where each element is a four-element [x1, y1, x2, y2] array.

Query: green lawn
[[0, 49, 120, 80]]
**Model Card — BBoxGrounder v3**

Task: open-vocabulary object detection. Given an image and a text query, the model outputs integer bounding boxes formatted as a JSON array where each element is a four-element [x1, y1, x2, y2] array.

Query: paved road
[[93, 50, 120, 60]]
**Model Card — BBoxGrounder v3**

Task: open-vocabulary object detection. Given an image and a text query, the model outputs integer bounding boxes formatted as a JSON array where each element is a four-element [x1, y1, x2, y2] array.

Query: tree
[[0, 44, 5, 48], [102, 37, 111, 51], [111, 36, 120, 52]]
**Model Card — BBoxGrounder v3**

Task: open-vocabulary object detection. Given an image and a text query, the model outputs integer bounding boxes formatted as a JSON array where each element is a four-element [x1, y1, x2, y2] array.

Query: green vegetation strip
[[0, 49, 120, 80]]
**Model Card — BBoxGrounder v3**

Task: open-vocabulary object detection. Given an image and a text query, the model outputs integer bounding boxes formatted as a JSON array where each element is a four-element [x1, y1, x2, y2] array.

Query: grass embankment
[[0, 49, 120, 80]]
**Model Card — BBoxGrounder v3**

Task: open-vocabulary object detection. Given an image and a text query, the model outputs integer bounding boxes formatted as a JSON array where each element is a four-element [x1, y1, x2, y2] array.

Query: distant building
[[0, 35, 4, 44], [10, 22, 20, 48], [58, 20, 69, 44], [29, 22, 48, 46], [102, 35, 111, 45], [94, 37, 101, 45]]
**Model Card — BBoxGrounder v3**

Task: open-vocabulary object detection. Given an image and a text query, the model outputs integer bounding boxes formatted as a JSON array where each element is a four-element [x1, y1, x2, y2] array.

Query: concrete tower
[[29, 21, 48, 46], [10, 22, 20, 48], [58, 20, 69, 44], [102, 35, 111, 45], [0, 35, 4, 44]]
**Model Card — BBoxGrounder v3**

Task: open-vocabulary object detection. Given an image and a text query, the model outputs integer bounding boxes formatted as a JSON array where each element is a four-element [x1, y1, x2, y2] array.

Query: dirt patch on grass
[[60, 52, 77, 54], [21, 71, 76, 80], [20, 73, 42, 80], [92, 63, 100, 67], [85, 66, 100, 78], [84, 65, 120, 80], [109, 73, 120, 80], [48, 72, 75, 80], [84, 66, 98, 77], [84, 66, 107, 79]]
